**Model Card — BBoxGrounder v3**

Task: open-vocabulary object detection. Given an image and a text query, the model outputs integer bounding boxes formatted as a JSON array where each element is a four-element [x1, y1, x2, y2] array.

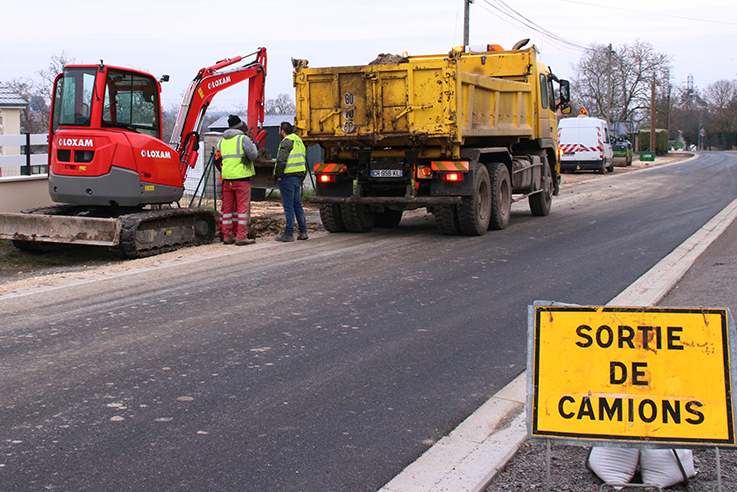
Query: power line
[[560, 0, 737, 27], [476, 0, 605, 53]]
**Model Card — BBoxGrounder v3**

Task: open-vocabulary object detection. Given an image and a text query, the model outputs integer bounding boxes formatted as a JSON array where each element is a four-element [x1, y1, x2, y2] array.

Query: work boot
[[235, 238, 256, 246], [275, 233, 295, 242], [223, 236, 235, 245], [297, 231, 309, 241]]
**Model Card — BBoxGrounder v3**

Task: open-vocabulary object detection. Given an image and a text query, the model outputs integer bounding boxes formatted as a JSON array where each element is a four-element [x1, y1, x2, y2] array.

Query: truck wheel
[[319, 203, 347, 233], [434, 205, 461, 235], [529, 159, 553, 217], [457, 162, 492, 236], [488, 162, 512, 230], [599, 161, 607, 174], [341, 203, 376, 232], [375, 209, 403, 228]]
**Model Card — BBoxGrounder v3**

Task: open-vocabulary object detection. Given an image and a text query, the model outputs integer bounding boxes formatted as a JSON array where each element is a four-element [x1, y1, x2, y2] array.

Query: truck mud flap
[[0, 212, 121, 246]]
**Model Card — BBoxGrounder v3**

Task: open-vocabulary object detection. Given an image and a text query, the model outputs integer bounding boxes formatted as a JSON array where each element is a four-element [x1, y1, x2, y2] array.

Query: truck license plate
[[371, 169, 403, 178]]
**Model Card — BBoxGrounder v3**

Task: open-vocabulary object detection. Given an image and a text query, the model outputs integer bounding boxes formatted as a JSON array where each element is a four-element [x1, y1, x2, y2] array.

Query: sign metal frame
[[527, 301, 737, 448]]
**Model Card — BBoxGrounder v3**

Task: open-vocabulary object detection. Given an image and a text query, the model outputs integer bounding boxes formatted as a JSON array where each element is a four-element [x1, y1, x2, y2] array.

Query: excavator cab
[[49, 64, 182, 208]]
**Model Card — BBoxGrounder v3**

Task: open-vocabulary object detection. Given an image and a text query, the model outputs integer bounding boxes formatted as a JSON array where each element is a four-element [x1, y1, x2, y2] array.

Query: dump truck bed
[[294, 48, 547, 150]]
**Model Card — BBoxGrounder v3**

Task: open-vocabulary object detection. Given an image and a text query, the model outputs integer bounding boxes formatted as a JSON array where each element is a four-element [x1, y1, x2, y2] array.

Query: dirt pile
[[368, 53, 409, 65]]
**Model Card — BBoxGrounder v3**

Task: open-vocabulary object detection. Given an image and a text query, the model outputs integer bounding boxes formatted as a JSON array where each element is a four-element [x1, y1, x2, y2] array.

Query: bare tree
[[703, 80, 737, 140], [2, 51, 75, 134], [572, 40, 671, 128], [265, 94, 296, 115]]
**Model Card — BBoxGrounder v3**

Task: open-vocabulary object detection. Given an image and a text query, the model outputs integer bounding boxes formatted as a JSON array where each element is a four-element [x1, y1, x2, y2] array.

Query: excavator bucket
[[0, 213, 121, 246]]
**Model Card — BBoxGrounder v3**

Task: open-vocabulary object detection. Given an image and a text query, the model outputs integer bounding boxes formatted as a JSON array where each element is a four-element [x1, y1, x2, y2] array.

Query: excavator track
[[4, 205, 217, 259], [110, 208, 217, 259]]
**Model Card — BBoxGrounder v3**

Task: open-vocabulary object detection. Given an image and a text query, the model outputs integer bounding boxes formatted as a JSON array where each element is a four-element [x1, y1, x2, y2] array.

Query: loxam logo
[[58, 138, 93, 147], [141, 149, 172, 159], [207, 75, 231, 90]]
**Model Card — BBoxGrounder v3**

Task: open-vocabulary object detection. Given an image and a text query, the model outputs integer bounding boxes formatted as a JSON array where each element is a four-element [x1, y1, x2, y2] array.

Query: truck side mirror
[[558, 80, 570, 105]]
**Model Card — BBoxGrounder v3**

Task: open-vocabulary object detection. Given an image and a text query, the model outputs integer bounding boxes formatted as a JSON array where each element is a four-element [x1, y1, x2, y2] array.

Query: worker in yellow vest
[[273, 122, 308, 242], [215, 115, 259, 245]]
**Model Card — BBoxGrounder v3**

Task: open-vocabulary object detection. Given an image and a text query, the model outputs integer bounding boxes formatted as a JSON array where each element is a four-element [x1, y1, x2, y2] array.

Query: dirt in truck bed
[[368, 53, 409, 65]]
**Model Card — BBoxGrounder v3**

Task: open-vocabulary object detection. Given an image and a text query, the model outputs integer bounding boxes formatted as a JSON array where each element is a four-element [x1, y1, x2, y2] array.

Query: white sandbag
[[587, 446, 640, 488], [640, 449, 696, 488]]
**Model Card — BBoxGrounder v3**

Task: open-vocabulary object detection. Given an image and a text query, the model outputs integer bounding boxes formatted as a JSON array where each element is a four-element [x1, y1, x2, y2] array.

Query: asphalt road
[[0, 152, 735, 491]]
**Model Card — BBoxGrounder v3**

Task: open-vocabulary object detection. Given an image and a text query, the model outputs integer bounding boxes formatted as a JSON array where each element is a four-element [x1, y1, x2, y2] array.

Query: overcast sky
[[2, 0, 735, 112]]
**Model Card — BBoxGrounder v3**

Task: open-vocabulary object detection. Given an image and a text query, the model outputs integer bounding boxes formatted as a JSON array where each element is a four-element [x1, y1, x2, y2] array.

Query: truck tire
[[488, 162, 512, 230], [341, 203, 376, 232], [434, 205, 461, 235], [529, 158, 553, 217], [457, 162, 492, 236], [319, 203, 347, 232], [375, 209, 403, 228]]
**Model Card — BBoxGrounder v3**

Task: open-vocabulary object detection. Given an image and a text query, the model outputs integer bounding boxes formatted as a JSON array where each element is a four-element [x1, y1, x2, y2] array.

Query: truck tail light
[[318, 174, 337, 183], [440, 173, 464, 182]]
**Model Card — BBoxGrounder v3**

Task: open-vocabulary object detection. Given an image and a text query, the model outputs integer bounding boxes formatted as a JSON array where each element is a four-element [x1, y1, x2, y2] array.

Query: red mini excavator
[[0, 48, 267, 258]]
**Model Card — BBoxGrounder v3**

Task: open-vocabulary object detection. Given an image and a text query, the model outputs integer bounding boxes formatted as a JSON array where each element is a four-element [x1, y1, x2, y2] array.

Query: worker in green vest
[[273, 121, 308, 242], [215, 115, 259, 245]]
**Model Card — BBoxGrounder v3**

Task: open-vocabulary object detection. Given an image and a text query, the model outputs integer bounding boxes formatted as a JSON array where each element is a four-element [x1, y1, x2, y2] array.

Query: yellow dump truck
[[293, 40, 570, 235]]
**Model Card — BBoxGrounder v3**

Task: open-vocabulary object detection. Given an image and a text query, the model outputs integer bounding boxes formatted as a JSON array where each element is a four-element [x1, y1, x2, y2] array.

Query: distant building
[[0, 85, 28, 156], [208, 114, 320, 165]]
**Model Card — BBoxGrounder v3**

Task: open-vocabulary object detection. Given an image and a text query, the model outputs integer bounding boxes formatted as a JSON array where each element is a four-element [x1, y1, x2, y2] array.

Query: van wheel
[[529, 158, 553, 217], [458, 162, 491, 235], [488, 162, 512, 230]]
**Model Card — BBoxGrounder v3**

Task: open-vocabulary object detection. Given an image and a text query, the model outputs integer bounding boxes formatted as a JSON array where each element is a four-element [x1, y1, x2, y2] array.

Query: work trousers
[[278, 175, 306, 235], [221, 180, 251, 240]]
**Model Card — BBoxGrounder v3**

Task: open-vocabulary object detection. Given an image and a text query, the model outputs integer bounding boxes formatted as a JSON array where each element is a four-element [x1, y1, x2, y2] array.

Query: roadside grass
[[0, 239, 116, 274]]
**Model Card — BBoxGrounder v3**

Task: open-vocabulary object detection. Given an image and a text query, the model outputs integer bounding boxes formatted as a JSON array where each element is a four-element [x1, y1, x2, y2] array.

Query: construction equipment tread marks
[[111, 208, 216, 259]]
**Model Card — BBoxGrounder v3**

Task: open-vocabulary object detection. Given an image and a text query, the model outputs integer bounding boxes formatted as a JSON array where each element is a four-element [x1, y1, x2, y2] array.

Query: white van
[[558, 116, 614, 173]]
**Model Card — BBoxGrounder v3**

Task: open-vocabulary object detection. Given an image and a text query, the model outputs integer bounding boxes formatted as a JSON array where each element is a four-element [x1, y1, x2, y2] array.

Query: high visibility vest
[[279, 134, 307, 174], [217, 133, 255, 180]]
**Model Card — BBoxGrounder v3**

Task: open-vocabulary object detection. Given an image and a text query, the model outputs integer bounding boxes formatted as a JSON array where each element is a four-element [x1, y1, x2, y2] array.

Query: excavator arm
[[170, 47, 268, 181]]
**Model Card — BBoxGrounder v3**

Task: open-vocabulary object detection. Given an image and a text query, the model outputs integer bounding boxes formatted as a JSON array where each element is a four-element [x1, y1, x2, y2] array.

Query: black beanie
[[228, 115, 243, 129]]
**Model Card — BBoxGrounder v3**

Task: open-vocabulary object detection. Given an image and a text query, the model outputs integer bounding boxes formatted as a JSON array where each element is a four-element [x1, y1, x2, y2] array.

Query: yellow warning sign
[[578, 107, 588, 116], [530, 305, 734, 446]]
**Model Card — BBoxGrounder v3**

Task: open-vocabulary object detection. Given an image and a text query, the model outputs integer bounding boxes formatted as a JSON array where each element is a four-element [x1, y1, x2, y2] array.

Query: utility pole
[[607, 44, 613, 125], [650, 78, 657, 153], [464, 0, 474, 46]]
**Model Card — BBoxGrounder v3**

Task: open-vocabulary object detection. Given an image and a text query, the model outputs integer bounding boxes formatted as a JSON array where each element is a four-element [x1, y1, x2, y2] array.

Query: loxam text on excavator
[[0, 48, 268, 259]]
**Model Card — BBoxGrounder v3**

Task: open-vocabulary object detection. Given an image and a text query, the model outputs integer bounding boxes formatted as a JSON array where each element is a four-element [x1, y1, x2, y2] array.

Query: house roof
[[0, 85, 28, 108], [209, 113, 295, 132]]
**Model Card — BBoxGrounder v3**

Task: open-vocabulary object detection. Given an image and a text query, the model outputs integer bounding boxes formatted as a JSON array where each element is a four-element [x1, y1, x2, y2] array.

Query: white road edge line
[[379, 197, 737, 492]]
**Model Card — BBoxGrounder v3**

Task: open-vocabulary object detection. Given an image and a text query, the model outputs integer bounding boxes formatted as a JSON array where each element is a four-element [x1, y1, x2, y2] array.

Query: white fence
[[0, 133, 48, 177], [0, 132, 207, 196]]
